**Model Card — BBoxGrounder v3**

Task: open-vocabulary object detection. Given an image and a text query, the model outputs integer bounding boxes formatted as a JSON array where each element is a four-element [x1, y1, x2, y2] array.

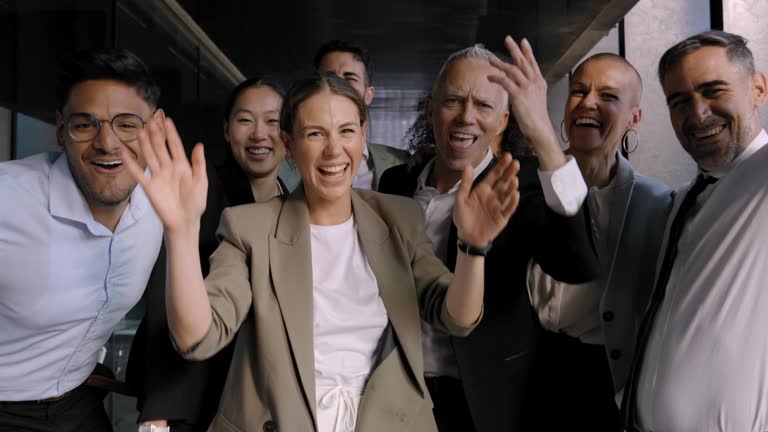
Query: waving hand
[[124, 117, 208, 233], [453, 153, 520, 248]]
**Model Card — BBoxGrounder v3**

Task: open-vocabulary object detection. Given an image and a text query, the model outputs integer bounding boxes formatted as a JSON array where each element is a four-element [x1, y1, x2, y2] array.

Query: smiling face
[[57, 79, 160, 212], [225, 85, 286, 180], [565, 57, 642, 157], [285, 89, 365, 210], [317, 51, 374, 106], [662, 46, 767, 171], [430, 57, 509, 175]]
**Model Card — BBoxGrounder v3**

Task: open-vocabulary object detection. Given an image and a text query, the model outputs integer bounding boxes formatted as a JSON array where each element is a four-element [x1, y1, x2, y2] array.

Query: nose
[[690, 95, 712, 122], [249, 119, 270, 142], [580, 90, 599, 109], [324, 134, 343, 157], [92, 120, 122, 153], [457, 102, 476, 125]]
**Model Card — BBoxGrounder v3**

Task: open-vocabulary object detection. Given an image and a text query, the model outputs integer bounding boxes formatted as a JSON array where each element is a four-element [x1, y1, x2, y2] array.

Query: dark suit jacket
[[127, 156, 288, 430], [378, 156, 600, 431]]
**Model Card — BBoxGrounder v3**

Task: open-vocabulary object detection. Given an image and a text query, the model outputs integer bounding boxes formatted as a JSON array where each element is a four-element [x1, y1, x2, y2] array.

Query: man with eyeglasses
[[0, 48, 164, 431]]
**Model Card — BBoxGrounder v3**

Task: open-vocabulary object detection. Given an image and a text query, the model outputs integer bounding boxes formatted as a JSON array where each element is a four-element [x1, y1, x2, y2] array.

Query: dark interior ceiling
[[178, 0, 639, 91]]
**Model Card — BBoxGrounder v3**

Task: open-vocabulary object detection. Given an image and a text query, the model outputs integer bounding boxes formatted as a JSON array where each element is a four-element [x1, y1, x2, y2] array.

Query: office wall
[[624, 0, 709, 189], [724, 0, 768, 128]]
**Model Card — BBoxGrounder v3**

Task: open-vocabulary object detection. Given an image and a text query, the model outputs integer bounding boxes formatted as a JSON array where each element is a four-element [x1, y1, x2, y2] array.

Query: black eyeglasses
[[65, 113, 147, 143]]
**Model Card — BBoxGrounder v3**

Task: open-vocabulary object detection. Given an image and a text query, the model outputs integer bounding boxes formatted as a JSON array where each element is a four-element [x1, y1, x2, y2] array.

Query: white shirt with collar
[[414, 148, 587, 377], [637, 129, 768, 432], [352, 144, 374, 190], [0, 152, 163, 401]]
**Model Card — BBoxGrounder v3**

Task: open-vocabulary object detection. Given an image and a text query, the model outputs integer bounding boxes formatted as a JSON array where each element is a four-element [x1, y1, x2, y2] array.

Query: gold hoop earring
[[560, 120, 569, 143], [622, 129, 640, 154]]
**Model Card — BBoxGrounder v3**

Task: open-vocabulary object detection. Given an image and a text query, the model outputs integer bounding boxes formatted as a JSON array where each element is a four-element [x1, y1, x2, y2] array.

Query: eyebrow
[[299, 121, 359, 132], [231, 108, 279, 116], [571, 82, 622, 93], [666, 80, 729, 104]]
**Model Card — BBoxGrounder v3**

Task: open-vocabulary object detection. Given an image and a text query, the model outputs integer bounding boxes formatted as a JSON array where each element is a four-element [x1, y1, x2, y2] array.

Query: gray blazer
[[598, 155, 673, 393], [183, 188, 476, 432], [368, 143, 410, 190]]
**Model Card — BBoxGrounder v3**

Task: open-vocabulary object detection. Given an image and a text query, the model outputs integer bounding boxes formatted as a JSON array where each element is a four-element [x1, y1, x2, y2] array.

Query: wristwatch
[[457, 238, 492, 257]]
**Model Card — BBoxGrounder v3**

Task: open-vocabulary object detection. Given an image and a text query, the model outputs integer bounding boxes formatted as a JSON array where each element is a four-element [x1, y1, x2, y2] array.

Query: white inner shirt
[[311, 216, 388, 431]]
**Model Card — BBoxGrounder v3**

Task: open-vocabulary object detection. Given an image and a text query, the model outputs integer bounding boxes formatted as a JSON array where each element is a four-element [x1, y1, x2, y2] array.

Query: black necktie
[[621, 174, 718, 430]]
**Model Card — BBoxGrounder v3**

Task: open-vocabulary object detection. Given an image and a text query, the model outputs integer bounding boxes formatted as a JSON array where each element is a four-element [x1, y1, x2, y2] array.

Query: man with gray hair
[[379, 37, 599, 431], [622, 30, 768, 432]]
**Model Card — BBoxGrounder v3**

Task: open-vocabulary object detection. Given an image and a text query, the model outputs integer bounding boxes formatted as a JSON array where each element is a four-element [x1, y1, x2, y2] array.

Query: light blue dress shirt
[[0, 152, 162, 401]]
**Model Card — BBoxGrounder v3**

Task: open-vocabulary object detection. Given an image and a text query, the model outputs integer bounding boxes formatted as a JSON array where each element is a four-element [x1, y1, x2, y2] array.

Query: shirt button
[[610, 349, 622, 360], [602, 311, 614, 322], [263, 420, 276, 432]]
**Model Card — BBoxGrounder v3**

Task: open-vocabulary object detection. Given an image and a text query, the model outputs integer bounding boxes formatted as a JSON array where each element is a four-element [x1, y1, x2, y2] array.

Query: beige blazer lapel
[[351, 191, 426, 396], [268, 186, 317, 424]]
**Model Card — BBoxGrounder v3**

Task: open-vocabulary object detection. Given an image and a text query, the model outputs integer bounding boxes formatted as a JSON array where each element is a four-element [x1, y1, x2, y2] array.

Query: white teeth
[[451, 133, 475, 140], [247, 148, 270, 155], [694, 125, 724, 138], [93, 160, 122, 166], [320, 164, 346, 174], [575, 118, 601, 127]]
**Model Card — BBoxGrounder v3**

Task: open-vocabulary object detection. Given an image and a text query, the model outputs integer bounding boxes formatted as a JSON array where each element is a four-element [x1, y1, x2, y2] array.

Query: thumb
[[456, 164, 474, 204]]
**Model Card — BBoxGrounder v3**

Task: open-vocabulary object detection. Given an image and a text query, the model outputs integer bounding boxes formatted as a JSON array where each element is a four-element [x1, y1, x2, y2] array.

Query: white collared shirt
[[636, 130, 768, 432], [352, 145, 374, 190], [0, 152, 163, 401], [415, 149, 587, 377]]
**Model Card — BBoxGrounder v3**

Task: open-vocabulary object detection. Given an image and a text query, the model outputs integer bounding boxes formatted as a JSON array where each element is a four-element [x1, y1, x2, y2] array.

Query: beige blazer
[[183, 187, 477, 432]]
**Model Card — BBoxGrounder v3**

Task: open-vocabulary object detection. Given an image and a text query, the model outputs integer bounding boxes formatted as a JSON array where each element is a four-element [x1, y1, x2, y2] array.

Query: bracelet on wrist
[[457, 238, 492, 257]]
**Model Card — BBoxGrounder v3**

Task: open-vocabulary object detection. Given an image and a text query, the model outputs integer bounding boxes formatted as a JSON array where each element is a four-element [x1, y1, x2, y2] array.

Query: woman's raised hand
[[488, 37, 565, 171], [124, 117, 208, 234], [453, 153, 520, 249]]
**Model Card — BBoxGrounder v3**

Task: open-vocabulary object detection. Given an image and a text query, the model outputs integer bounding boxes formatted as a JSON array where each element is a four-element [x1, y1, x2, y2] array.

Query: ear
[[425, 96, 434, 120], [280, 130, 294, 161], [151, 109, 167, 139], [361, 120, 368, 143], [497, 109, 510, 137], [364, 86, 375, 106], [752, 71, 768, 108], [55, 111, 65, 148], [630, 106, 643, 129]]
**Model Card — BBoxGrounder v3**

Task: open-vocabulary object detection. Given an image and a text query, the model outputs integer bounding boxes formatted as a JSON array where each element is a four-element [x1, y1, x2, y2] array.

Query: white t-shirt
[[310, 216, 388, 431]]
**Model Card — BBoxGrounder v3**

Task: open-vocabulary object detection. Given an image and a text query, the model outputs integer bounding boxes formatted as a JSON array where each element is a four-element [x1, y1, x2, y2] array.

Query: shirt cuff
[[537, 155, 587, 217]]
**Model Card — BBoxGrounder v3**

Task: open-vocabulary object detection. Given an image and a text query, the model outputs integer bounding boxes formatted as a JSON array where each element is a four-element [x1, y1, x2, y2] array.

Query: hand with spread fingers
[[488, 36, 566, 171], [124, 117, 208, 234], [454, 153, 520, 248]]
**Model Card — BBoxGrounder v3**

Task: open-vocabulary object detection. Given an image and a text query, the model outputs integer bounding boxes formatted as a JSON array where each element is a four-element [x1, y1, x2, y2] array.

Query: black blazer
[[378, 156, 600, 432], [127, 156, 288, 430]]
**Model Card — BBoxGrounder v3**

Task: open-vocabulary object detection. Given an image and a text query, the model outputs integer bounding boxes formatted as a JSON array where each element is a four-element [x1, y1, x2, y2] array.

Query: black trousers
[[535, 332, 621, 432], [0, 385, 111, 432], [426, 376, 476, 432]]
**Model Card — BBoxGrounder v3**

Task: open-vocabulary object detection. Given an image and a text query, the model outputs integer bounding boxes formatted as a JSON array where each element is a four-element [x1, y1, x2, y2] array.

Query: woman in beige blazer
[[126, 73, 520, 432]]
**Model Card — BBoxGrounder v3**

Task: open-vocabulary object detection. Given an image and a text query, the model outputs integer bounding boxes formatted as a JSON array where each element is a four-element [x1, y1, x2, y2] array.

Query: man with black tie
[[379, 37, 599, 431], [622, 31, 768, 432]]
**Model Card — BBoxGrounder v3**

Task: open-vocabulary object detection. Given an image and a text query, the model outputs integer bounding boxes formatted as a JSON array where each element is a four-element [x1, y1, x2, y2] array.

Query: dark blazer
[[127, 156, 288, 430], [378, 156, 600, 431]]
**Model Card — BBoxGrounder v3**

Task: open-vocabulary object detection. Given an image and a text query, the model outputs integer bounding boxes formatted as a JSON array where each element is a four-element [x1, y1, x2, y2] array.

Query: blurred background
[[1, 0, 766, 429]]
